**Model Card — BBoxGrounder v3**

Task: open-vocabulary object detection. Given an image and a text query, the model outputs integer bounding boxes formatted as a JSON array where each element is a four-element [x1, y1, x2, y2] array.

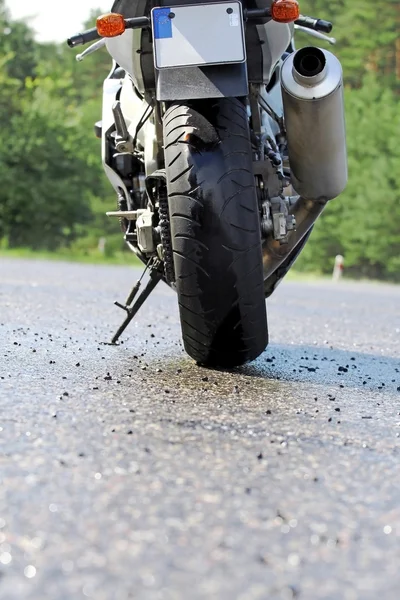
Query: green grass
[[2, 248, 394, 285], [285, 269, 328, 282], [1, 247, 324, 279], [0, 247, 140, 266]]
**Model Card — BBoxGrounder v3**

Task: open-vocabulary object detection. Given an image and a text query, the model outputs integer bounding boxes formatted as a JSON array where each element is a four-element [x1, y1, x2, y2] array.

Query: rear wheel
[[163, 98, 268, 367]]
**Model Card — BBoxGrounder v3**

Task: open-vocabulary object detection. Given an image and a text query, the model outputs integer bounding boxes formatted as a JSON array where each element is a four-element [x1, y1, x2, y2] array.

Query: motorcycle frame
[[99, 6, 343, 296]]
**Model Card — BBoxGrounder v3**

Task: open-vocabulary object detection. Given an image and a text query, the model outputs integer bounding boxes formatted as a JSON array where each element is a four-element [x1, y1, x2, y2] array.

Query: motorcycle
[[68, 0, 347, 367]]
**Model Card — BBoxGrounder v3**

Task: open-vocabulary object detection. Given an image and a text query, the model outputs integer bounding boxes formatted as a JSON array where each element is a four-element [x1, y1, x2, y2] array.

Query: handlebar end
[[67, 28, 101, 48], [67, 34, 84, 48], [316, 19, 333, 34]]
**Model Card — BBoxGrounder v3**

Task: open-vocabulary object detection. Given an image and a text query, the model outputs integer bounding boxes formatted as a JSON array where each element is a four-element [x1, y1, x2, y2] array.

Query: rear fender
[[155, 63, 248, 101]]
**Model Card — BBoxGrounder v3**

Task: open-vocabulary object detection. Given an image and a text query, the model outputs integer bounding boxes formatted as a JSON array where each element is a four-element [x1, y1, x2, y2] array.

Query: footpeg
[[106, 210, 139, 220]]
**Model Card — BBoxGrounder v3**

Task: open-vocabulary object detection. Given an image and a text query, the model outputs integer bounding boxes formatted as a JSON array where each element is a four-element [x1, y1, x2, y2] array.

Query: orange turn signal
[[271, 0, 300, 23], [96, 13, 126, 38]]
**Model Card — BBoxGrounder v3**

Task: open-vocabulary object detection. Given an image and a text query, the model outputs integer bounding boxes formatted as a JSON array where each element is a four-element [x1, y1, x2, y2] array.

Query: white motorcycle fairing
[[102, 10, 292, 187]]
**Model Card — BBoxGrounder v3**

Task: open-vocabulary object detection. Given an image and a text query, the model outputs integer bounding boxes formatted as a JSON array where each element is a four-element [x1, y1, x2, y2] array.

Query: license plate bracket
[[152, 2, 246, 69]]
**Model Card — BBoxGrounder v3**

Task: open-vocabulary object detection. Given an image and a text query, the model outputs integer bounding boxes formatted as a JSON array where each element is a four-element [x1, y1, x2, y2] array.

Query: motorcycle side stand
[[109, 259, 162, 345]]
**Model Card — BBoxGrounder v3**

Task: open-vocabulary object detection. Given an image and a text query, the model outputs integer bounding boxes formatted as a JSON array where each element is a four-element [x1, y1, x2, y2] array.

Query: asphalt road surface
[[1, 258, 400, 600]]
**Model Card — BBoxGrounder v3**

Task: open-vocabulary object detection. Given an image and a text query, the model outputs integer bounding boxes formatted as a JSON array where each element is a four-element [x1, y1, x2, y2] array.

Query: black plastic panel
[[156, 63, 248, 101]]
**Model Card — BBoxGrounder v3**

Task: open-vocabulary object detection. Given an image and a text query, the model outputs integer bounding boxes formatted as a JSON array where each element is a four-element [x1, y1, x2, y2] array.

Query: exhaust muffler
[[262, 47, 347, 288], [280, 46, 347, 201]]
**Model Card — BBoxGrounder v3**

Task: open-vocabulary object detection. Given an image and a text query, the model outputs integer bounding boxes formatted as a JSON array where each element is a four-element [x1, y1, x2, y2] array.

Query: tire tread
[[163, 98, 268, 366]]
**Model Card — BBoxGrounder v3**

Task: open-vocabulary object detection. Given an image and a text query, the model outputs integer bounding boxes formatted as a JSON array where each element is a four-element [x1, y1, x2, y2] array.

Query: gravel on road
[[0, 259, 399, 600]]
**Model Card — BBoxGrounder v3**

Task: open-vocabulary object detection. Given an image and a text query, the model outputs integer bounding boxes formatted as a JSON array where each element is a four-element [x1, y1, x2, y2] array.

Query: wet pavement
[[0, 258, 399, 600]]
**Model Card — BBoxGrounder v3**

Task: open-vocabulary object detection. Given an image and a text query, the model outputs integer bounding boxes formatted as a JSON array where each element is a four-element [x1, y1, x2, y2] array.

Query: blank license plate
[[152, 2, 246, 69]]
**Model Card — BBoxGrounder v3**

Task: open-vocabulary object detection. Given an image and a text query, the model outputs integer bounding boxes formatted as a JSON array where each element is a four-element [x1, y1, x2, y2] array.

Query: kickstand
[[110, 259, 162, 344]]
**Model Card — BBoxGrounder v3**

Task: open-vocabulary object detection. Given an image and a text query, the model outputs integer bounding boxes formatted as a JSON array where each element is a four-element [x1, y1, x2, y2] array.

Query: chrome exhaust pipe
[[281, 46, 347, 202], [262, 47, 347, 284]]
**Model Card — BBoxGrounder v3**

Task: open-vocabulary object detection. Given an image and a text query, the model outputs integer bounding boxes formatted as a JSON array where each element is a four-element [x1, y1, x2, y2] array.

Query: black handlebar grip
[[125, 16, 151, 29], [296, 15, 333, 34], [316, 19, 333, 34], [67, 28, 101, 48]]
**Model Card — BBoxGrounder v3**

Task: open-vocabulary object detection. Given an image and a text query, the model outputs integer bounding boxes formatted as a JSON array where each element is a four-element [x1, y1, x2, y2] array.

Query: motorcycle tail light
[[271, 0, 300, 23], [96, 13, 126, 37]]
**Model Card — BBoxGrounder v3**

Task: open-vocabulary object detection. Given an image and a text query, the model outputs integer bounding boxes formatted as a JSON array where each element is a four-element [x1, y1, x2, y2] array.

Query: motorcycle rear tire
[[163, 98, 268, 367]]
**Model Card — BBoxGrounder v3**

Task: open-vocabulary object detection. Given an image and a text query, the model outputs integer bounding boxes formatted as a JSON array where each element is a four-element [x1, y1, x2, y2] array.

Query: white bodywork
[[101, 71, 131, 198], [102, 12, 293, 190]]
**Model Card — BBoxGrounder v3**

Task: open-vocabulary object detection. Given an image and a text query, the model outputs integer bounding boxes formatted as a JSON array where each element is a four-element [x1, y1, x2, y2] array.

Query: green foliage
[[299, 0, 400, 89], [0, 62, 93, 249], [0, 0, 38, 83], [0, 4, 112, 252], [0, 1, 399, 276], [294, 0, 400, 280]]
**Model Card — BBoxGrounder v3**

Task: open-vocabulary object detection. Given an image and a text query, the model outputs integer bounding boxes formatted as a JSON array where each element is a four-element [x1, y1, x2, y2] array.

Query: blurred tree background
[[0, 0, 399, 278], [0, 1, 120, 259], [295, 0, 400, 280]]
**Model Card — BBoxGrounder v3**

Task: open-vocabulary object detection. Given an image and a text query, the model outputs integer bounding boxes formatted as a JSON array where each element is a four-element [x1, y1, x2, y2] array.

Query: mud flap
[[156, 63, 248, 101]]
